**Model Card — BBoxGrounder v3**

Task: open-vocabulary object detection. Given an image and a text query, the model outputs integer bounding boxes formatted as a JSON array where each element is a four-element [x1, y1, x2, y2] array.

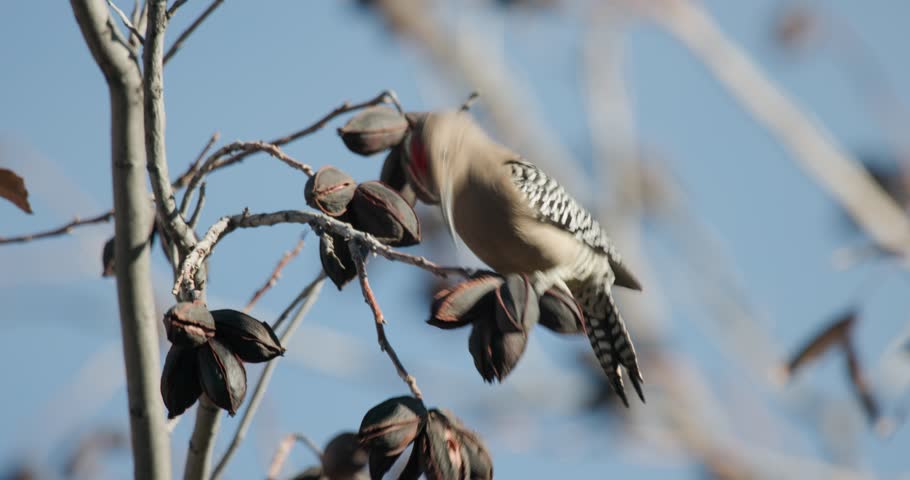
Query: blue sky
[[1, 1, 909, 478]]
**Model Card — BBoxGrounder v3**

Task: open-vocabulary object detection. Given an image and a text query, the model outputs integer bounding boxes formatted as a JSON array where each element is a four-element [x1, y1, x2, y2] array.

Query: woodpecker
[[402, 110, 645, 405]]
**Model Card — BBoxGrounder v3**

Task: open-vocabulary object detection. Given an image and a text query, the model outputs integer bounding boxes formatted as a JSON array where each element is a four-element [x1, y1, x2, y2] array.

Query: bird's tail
[[580, 283, 644, 407]]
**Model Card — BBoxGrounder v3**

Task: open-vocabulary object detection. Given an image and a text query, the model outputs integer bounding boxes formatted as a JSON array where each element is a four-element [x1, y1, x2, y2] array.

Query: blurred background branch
[[637, 0, 910, 260]]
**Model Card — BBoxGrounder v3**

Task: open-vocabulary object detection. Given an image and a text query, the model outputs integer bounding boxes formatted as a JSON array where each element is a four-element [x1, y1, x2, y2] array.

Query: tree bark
[[70, 1, 172, 479]]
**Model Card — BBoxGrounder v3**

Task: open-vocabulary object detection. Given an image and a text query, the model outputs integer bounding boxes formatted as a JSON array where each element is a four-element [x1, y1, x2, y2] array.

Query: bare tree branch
[[178, 132, 219, 219], [70, 1, 171, 478], [185, 398, 221, 480], [244, 236, 307, 313], [127, 0, 148, 52], [182, 131, 220, 186], [350, 242, 424, 400], [144, 0, 195, 256], [266, 433, 324, 480], [211, 273, 325, 479], [170, 92, 396, 190], [0, 90, 400, 248], [187, 182, 206, 230], [163, 0, 224, 64], [142, 2, 224, 478], [166, 0, 187, 18], [0, 210, 114, 244], [277, 92, 399, 147], [173, 210, 471, 296], [640, 0, 910, 259], [107, 0, 145, 43], [181, 141, 315, 212]]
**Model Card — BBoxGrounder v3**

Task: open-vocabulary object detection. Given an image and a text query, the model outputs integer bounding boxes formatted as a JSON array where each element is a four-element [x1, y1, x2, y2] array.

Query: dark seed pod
[[338, 106, 409, 156], [468, 320, 496, 382], [305, 166, 357, 217], [421, 409, 491, 480], [494, 274, 540, 333], [101, 236, 115, 277], [160, 345, 202, 419], [163, 301, 216, 347], [399, 447, 424, 480], [417, 411, 468, 480], [469, 318, 529, 383], [461, 435, 492, 480], [349, 181, 421, 247], [492, 329, 529, 382], [322, 432, 369, 480], [290, 465, 327, 480], [211, 309, 284, 363], [428, 275, 503, 330], [380, 146, 408, 191], [370, 447, 422, 480], [319, 232, 358, 290], [380, 146, 417, 207], [197, 339, 247, 415], [538, 288, 585, 335], [368, 450, 397, 480], [359, 396, 427, 457]]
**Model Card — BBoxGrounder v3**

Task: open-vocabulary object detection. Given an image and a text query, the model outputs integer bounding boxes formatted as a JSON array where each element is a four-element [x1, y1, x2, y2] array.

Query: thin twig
[[202, 140, 315, 177], [179, 132, 220, 217], [166, 0, 188, 18], [211, 274, 325, 480], [267, 90, 400, 147], [244, 236, 307, 313], [459, 91, 480, 112], [107, 0, 145, 43], [181, 142, 315, 215], [271, 276, 317, 332], [128, 0, 148, 51], [163, 0, 224, 64], [384, 89, 405, 115], [266, 433, 325, 480], [187, 182, 206, 230], [173, 210, 470, 296], [350, 240, 423, 400], [171, 92, 393, 190], [0, 211, 114, 244], [191, 132, 221, 176]]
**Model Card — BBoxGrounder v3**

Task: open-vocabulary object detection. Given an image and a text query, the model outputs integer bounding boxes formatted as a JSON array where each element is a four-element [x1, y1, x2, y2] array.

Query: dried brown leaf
[[0, 168, 32, 214]]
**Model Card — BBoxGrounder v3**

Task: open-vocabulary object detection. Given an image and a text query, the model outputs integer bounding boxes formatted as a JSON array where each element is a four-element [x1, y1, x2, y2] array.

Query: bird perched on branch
[[401, 110, 645, 405]]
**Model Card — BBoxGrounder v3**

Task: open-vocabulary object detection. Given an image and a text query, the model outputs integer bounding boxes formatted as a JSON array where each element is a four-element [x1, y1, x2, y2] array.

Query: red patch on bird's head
[[408, 134, 429, 180], [405, 132, 439, 203]]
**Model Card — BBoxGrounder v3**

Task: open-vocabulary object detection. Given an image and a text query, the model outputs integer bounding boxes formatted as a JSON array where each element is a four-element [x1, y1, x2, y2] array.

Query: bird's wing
[[506, 159, 642, 290]]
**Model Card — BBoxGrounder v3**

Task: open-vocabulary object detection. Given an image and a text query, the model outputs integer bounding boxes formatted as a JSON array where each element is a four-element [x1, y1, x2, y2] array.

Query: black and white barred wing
[[506, 160, 642, 290]]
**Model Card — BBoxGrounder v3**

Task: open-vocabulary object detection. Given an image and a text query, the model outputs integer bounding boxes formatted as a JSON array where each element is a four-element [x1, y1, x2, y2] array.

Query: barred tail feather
[[583, 288, 644, 407]]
